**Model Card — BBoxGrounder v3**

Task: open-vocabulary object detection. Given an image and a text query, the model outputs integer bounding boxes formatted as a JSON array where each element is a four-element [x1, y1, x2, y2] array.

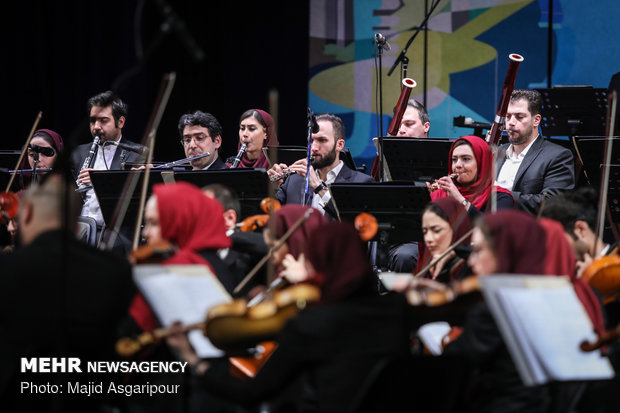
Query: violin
[[236, 198, 281, 232], [580, 323, 620, 352], [129, 240, 177, 264], [581, 251, 620, 305], [354, 212, 378, 242]]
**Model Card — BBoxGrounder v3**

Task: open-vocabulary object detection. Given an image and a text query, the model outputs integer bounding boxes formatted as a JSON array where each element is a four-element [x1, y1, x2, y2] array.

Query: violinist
[[227, 109, 278, 168], [414, 198, 473, 283], [178, 110, 228, 170], [168, 222, 411, 412], [269, 114, 373, 219], [0, 174, 134, 411], [430, 135, 514, 217], [18, 128, 64, 188]]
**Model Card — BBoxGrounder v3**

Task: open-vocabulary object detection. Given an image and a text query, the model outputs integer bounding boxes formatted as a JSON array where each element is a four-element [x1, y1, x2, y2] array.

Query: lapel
[[513, 137, 544, 188], [110, 148, 128, 170], [333, 164, 350, 183]]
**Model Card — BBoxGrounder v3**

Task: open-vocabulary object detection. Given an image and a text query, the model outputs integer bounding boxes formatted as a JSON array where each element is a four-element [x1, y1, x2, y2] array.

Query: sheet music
[[133, 264, 232, 358], [417, 322, 451, 355], [482, 275, 614, 385]]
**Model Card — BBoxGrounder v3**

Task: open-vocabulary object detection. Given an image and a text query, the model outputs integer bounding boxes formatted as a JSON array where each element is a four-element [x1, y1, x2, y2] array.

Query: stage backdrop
[[309, 0, 620, 169]]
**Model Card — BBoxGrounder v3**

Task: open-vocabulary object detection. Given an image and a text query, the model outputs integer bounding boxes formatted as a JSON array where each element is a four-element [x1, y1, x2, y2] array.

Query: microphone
[[154, 0, 205, 62], [29, 144, 55, 157], [375, 32, 391, 51], [308, 108, 320, 133], [104, 141, 148, 155]]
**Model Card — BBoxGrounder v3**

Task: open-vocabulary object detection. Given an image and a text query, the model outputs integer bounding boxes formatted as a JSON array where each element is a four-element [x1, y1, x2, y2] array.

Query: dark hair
[[315, 113, 345, 142], [451, 138, 472, 152], [32, 131, 59, 152], [202, 183, 240, 217], [540, 186, 598, 237], [87, 91, 128, 127], [239, 110, 267, 129], [177, 110, 222, 141], [510, 89, 542, 116], [473, 215, 495, 253], [423, 202, 449, 223], [407, 98, 430, 125]]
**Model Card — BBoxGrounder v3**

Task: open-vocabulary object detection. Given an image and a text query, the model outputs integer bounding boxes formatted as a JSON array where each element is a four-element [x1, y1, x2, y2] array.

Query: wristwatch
[[314, 182, 327, 194], [461, 199, 469, 207]]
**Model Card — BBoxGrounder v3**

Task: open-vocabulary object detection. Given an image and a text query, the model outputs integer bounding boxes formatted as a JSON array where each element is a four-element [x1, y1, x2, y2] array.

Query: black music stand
[[90, 169, 270, 228], [573, 136, 620, 223], [263, 145, 357, 171], [329, 182, 431, 243], [379, 138, 453, 182], [535, 87, 607, 137]]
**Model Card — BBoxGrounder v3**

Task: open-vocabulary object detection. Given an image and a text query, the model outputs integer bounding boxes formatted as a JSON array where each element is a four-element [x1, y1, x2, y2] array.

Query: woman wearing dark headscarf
[[19, 128, 64, 188], [227, 109, 279, 169], [415, 197, 472, 283], [171, 222, 411, 412], [430, 135, 513, 216]]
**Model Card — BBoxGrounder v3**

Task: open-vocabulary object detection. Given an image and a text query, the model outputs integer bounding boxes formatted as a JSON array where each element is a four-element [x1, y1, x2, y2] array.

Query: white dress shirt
[[496, 136, 539, 191], [311, 161, 343, 215]]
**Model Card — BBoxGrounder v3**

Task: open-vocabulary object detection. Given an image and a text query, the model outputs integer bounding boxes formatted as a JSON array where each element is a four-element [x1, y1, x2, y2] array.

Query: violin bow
[[99, 73, 176, 250], [5, 112, 42, 192], [413, 227, 474, 279], [233, 208, 315, 295]]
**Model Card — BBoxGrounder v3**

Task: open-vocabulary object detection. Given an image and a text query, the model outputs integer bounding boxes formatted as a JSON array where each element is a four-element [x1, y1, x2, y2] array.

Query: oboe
[[231, 143, 247, 168], [268, 155, 315, 182], [76, 135, 100, 193]]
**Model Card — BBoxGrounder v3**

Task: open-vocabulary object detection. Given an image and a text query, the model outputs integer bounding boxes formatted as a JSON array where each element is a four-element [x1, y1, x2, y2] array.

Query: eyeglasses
[[180, 134, 210, 146]]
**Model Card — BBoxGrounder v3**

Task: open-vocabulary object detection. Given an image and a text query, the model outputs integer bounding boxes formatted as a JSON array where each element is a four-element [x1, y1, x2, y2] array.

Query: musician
[[415, 198, 472, 283], [18, 128, 64, 188], [396, 98, 430, 138], [169, 222, 411, 412], [71, 90, 146, 228], [431, 135, 514, 216], [178, 110, 228, 170], [0, 174, 134, 411], [495, 89, 575, 214], [270, 113, 374, 219], [226, 109, 279, 168]]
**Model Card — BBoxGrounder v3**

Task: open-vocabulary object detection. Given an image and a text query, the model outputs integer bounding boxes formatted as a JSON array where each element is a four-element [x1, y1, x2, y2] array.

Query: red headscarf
[[431, 135, 513, 210], [268, 204, 326, 258], [539, 218, 606, 336], [416, 197, 472, 276], [484, 210, 546, 274], [18, 129, 64, 187], [304, 221, 376, 304], [234, 109, 279, 169], [153, 181, 231, 264]]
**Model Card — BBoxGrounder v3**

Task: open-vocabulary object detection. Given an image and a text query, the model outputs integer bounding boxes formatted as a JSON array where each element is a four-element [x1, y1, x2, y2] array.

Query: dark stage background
[[0, 0, 310, 164]]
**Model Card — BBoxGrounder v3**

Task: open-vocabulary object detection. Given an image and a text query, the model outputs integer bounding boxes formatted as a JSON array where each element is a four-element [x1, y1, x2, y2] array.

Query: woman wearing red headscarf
[[430, 135, 513, 215], [414, 197, 473, 283], [18, 128, 64, 188], [176, 222, 410, 412], [227, 109, 279, 169]]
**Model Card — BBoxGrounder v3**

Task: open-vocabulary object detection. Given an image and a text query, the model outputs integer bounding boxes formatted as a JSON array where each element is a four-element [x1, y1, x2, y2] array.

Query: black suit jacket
[[276, 163, 374, 219], [495, 137, 574, 214], [0, 230, 135, 411], [70, 139, 147, 179], [206, 156, 228, 170]]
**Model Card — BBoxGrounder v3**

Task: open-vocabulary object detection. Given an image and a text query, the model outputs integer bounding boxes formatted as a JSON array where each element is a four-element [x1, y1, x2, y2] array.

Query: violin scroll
[[354, 212, 378, 241]]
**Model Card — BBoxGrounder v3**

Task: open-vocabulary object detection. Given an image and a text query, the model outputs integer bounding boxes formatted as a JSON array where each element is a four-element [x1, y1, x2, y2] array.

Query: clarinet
[[76, 135, 100, 193], [231, 142, 247, 168]]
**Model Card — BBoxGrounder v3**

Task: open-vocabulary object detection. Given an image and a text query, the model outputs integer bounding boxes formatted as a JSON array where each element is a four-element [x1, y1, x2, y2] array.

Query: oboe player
[[178, 110, 228, 170]]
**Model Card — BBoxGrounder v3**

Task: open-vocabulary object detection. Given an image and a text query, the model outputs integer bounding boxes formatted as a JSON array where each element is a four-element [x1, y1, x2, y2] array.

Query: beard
[[507, 122, 534, 146], [312, 145, 337, 169]]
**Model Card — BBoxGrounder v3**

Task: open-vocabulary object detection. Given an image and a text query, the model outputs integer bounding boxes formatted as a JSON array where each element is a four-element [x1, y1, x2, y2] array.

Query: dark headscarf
[[431, 135, 513, 210], [305, 221, 376, 304], [416, 197, 472, 277], [234, 109, 279, 169], [267, 204, 326, 258], [483, 210, 546, 274], [18, 129, 64, 187], [153, 181, 231, 265]]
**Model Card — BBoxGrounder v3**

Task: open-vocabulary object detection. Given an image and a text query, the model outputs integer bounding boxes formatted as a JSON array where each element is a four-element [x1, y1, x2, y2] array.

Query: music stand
[[535, 87, 607, 137], [90, 169, 270, 228], [378, 138, 453, 182], [572, 136, 620, 223], [329, 182, 431, 243]]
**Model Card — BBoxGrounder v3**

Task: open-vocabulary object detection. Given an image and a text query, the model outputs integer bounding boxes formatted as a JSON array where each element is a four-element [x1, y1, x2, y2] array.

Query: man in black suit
[[0, 174, 134, 411], [71, 90, 146, 229], [495, 89, 575, 214], [269, 113, 374, 219], [178, 110, 228, 171]]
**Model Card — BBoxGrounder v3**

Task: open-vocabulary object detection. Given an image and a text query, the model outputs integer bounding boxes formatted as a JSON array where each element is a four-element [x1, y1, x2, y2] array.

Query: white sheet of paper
[[417, 321, 451, 355], [133, 264, 232, 358]]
